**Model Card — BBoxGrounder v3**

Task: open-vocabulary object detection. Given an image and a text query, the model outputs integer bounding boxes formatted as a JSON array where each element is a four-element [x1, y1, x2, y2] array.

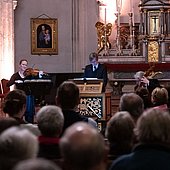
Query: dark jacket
[[62, 109, 88, 134], [110, 144, 170, 170], [84, 63, 108, 92]]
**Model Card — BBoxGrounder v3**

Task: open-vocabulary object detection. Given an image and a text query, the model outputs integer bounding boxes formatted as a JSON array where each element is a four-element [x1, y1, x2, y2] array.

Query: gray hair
[[0, 127, 38, 170], [119, 93, 144, 122], [36, 105, 64, 137], [135, 108, 170, 146], [13, 158, 61, 170], [134, 71, 144, 79]]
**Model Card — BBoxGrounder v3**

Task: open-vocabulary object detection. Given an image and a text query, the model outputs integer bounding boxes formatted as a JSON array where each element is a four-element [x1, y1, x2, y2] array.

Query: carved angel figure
[[95, 21, 112, 54]]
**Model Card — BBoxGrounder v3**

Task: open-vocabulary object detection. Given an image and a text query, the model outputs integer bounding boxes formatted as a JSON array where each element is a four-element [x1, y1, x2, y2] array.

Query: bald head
[[60, 122, 108, 170]]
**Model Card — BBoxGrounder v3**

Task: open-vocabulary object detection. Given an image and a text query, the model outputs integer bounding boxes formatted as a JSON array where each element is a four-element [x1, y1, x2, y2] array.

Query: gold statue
[[95, 21, 112, 54], [144, 63, 162, 79]]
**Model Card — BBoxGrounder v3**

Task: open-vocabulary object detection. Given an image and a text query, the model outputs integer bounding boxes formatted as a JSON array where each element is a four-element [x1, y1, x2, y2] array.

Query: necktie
[[93, 66, 97, 71]]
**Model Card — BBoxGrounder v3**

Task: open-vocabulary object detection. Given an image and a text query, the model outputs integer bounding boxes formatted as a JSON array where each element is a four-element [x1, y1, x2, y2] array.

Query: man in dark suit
[[84, 52, 108, 92]]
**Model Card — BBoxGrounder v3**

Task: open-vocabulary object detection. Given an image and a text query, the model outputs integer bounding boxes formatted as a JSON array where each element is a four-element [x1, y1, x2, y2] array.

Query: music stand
[[15, 79, 53, 123]]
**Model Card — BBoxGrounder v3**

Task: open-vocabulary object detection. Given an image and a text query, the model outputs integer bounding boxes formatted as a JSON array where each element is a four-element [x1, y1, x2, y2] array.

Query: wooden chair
[[0, 85, 5, 105], [1, 79, 10, 95], [0, 79, 9, 117]]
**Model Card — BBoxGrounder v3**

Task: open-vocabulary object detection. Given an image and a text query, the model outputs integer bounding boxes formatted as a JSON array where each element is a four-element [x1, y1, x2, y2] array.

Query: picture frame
[[31, 18, 58, 55]]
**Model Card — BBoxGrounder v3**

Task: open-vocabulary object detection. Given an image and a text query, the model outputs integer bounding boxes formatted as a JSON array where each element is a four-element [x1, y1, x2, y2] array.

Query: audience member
[[56, 81, 97, 134], [84, 52, 108, 92], [105, 111, 135, 159], [110, 108, 170, 170], [0, 117, 19, 134], [13, 158, 61, 170], [135, 86, 152, 109], [164, 85, 170, 108], [36, 105, 64, 161], [0, 127, 38, 170], [2, 89, 40, 136], [151, 87, 169, 110], [60, 122, 108, 170], [119, 93, 144, 122]]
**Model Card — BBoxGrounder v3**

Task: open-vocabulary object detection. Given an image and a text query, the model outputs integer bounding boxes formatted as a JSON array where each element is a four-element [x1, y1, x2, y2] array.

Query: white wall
[[14, 0, 140, 73], [14, 0, 98, 73]]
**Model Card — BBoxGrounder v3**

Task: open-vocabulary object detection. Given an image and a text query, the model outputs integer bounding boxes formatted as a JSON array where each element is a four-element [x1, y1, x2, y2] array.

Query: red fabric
[[105, 63, 170, 72], [38, 136, 60, 144]]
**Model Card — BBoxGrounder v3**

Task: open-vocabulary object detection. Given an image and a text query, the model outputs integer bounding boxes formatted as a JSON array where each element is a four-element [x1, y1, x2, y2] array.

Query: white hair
[[0, 127, 38, 169], [134, 71, 144, 79]]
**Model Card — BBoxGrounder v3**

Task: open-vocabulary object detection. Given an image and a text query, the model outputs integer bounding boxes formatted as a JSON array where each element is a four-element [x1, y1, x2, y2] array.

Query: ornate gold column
[[0, 0, 17, 80]]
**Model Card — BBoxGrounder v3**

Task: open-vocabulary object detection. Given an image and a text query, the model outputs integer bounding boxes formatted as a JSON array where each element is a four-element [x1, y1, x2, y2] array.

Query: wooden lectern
[[70, 78, 111, 132]]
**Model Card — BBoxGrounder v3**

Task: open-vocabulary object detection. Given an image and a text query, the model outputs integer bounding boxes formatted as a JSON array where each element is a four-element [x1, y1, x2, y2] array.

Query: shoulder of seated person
[[20, 124, 41, 136]]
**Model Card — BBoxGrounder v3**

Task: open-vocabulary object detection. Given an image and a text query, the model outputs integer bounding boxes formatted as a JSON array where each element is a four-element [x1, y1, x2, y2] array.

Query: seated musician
[[134, 71, 161, 94], [7, 59, 28, 88], [7, 59, 49, 123], [7, 59, 35, 123], [84, 52, 108, 92]]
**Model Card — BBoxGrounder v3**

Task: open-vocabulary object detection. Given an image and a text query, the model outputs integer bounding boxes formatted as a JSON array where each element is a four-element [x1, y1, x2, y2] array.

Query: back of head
[[135, 86, 151, 109], [151, 87, 168, 106], [0, 117, 19, 134], [60, 122, 108, 170], [13, 158, 61, 170], [36, 105, 64, 137], [0, 127, 38, 170], [119, 93, 144, 121], [135, 108, 170, 146], [3, 89, 26, 116], [105, 111, 135, 144], [56, 81, 80, 110], [89, 52, 98, 62]]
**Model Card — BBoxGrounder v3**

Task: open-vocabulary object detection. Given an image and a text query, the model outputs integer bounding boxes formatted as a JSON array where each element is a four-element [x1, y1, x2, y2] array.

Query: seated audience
[[2, 89, 40, 136], [164, 85, 170, 108], [105, 111, 135, 160], [135, 86, 152, 109], [13, 158, 61, 170], [119, 93, 144, 122], [60, 122, 108, 170], [110, 108, 170, 170], [151, 87, 169, 110], [0, 117, 19, 134], [56, 81, 97, 134], [0, 127, 38, 170], [36, 105, 64, 161]]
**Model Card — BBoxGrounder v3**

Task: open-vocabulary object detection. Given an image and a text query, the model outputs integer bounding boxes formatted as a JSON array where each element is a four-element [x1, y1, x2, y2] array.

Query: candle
[[130, 0, 132, 13], [132, 0, 135, 26]]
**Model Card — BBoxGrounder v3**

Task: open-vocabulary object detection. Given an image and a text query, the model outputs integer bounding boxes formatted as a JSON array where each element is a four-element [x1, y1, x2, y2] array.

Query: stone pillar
[[0, 0, 17, 80], [72, 0, 97, 72], [143, 9, 147, 35], [168, 9, 170, 35], [160, 8, 164, 34]]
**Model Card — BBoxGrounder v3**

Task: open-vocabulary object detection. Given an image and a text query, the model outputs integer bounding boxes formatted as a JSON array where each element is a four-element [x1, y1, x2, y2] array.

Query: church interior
[[1, 1, 170, 169]]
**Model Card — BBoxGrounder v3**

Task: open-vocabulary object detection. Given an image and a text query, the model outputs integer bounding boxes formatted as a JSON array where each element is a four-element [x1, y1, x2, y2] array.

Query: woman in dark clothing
[[7, 59, 28, 88], [2, 89, 40, 136]]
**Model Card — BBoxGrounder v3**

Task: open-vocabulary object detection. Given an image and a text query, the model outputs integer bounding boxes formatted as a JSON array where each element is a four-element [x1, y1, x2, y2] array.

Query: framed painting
[[31, 18, 58, 55]]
